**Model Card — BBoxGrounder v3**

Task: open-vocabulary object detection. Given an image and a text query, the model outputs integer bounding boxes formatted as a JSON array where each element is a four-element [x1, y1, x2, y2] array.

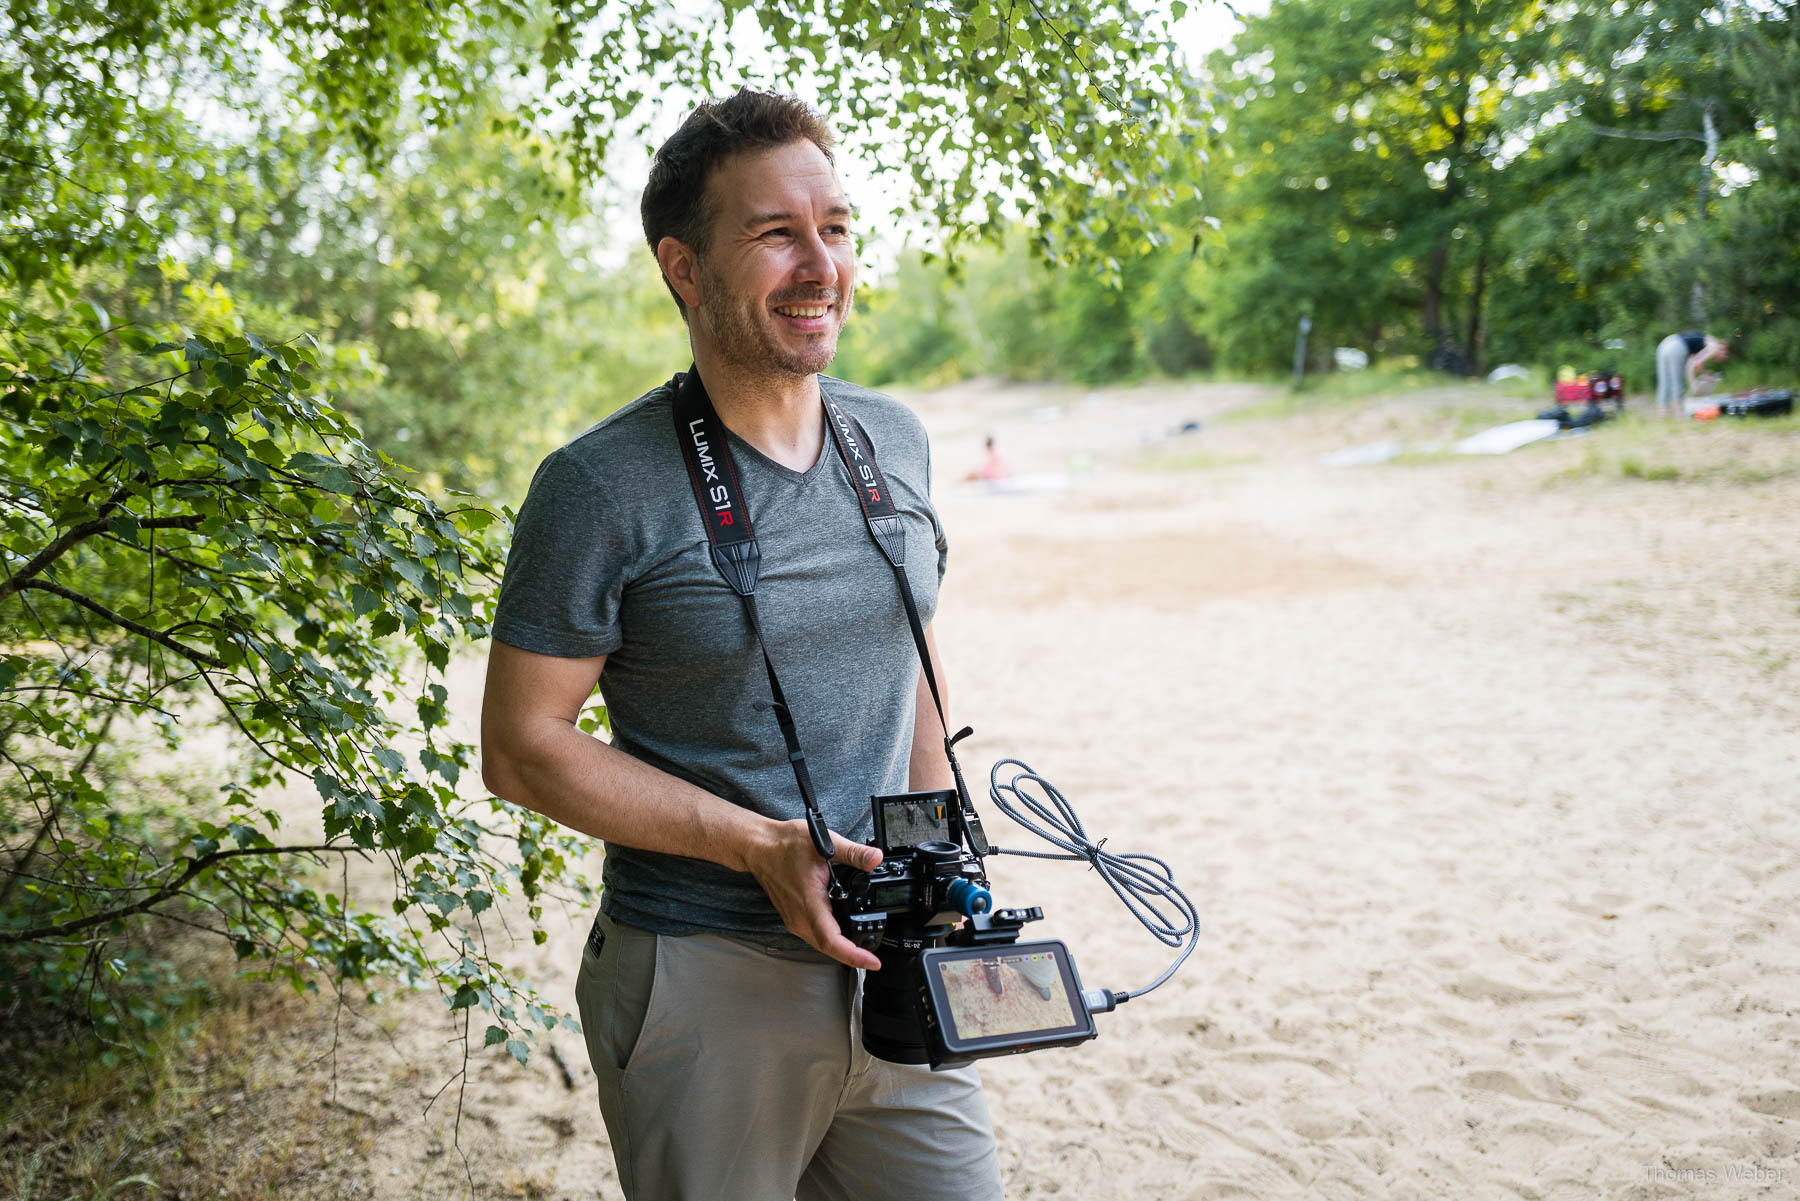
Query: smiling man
[[479, 91, 1004, 1201]]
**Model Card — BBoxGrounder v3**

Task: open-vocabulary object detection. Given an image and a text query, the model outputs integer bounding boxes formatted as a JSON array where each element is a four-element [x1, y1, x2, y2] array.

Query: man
[[480, 91, 1005, 1201], [1654, 330, 1729, 417]]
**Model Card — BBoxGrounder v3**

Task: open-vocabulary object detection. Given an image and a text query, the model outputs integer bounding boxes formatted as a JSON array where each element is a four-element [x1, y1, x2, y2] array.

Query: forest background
[[1, 0, 1796, 1156]]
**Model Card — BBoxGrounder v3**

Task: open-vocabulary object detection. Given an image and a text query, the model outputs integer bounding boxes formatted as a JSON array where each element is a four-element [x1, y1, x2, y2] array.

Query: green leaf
[[484, 1024, 507, 1047], [506, 1039, 530, 1066], [350, 584, 382, 617]]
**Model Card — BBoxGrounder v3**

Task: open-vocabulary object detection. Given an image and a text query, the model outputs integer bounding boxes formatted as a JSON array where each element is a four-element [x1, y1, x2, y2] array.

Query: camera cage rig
[[832, 748, 1201, 1022], [829, 780, 1110, 1069]]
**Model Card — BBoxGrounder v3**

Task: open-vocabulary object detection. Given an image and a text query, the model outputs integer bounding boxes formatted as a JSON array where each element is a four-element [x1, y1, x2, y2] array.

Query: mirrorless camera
[[830, 788, 1097, 1069]]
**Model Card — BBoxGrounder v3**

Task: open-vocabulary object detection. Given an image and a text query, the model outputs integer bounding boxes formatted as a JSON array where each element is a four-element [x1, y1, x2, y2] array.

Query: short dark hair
[[641, 89, 836, 314]]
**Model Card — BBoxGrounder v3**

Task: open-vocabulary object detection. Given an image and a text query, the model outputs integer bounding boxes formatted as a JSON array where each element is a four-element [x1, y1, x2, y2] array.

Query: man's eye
[[762, 228, 790, 240]]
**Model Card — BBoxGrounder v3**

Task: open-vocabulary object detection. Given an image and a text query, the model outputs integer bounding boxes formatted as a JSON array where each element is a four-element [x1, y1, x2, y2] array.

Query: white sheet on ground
[[978, 472, 1072, 494], [1321, 441, 1405, 467], [1452, 419, 1561, 455]]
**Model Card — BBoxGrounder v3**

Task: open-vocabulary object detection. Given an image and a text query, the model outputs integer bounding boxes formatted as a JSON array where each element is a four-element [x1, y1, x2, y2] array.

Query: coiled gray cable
[[985, 757, 1199, 1002]]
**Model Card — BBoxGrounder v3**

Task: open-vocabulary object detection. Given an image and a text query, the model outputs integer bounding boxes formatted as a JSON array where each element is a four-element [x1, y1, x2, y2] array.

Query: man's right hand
[[744, 819, 884, 971]]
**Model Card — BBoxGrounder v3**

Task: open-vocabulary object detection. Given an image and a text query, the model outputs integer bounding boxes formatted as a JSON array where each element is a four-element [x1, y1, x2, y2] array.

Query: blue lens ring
[[947, 877, 992, 916]]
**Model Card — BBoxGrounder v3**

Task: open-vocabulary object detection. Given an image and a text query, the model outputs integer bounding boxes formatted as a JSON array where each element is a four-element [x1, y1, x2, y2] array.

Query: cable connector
[[1081, 987, 1127, 1015]]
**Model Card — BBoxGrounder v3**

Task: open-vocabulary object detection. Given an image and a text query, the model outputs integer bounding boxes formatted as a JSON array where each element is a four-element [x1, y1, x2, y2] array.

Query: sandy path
[[339, 380, 1800, 1200]]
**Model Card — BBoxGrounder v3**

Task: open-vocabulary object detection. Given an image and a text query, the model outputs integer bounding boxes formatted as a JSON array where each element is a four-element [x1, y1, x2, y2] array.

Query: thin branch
[[0, 704, 120, 911], [1586, 122, 1704, 142], [197, 671, 314, 777], [0, 149, 126, 203], [0, 485, 132, 601], [12, 580, 226, 668], [93, 533, 269, 586], [0, 842, 360, 944], [0, 684, 179, 719], [143, 908, 232, 940]]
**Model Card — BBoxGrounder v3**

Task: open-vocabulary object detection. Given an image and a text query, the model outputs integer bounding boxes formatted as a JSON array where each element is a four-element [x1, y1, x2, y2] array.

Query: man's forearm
[[485, 714, 884, 968], [486, 721, 771, 874]]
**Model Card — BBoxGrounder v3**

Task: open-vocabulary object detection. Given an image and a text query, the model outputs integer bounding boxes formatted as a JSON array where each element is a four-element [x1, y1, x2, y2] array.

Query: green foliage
[[0, 302, 591, 1055], [1169, 0, 1799, 382], [187, 97, 691, 498], [1, 0, 1195, 291], [1200, 0, 1565, 371], [725, 0, 1198, 266], [838, 232, 1213, 388]]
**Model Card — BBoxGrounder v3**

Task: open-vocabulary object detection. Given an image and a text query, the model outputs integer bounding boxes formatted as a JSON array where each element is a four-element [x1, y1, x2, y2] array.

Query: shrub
[[0, 297, 592, 1062]]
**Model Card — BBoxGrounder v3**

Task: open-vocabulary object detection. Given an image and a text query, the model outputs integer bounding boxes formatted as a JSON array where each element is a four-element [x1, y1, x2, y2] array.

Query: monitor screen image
[[877, 794, 951, 850], [935, 949, 1081, 1040]]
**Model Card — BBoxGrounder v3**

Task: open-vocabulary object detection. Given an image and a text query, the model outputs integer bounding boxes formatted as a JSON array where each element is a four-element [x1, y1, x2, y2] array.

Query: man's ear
[[656, 237, 704, 311]]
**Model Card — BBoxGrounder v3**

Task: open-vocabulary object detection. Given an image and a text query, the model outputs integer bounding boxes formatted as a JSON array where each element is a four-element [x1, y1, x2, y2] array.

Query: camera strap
[[817, 392, 989, 855], [670, 367, 987, 863]]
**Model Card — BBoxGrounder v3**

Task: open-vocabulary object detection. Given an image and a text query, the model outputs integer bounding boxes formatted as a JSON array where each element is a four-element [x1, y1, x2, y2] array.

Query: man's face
[[689, 139, 855, 378]]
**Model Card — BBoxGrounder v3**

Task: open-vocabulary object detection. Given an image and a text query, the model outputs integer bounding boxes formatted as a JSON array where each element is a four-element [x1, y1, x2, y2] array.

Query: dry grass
[[0, 954, 379, 1201], [1539, 409, 1800, 487]]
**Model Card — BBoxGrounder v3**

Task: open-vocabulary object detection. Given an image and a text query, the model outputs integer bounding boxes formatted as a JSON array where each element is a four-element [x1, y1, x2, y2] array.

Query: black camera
[[831, 789, 1097, 1070]]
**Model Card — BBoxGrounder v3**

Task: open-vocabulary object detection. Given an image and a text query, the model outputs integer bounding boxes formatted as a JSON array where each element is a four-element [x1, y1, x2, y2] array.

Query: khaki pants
[[575, 909, 1005, 1201]]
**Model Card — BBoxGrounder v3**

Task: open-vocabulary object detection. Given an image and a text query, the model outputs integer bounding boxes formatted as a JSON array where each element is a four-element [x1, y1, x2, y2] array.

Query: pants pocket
[[576, 912, 662, 1074]]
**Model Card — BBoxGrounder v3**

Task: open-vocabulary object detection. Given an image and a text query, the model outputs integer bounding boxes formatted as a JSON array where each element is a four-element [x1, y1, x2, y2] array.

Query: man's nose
[[792, 229, 837, 285]]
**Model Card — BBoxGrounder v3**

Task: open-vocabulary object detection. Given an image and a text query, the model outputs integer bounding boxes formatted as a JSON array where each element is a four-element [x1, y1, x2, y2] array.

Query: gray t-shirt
[[492, 374, 947, 944]]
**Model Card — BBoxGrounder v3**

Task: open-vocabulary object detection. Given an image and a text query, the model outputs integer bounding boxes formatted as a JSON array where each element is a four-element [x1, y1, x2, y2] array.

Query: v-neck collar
[[707, 374, 838, 484], [722, 420, 831, 484]]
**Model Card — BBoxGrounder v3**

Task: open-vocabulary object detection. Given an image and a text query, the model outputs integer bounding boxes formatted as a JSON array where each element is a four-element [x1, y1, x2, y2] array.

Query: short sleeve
[[924, 429, 949, 582], [491, 448, 627, 658]]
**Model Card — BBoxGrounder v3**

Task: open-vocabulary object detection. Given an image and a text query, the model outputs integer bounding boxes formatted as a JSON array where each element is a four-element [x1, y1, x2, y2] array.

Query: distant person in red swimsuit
[[967, 434, 1009, 483]]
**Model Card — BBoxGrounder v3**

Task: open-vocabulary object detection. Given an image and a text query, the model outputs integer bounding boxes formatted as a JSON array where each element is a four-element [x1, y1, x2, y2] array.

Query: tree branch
[[0, 485, 131, 601], [1, 683, 179, 716], [12, 580, 227, 668], [1586, 122, 1704, 142], [0, 704, 119, 911], [0, 843, 359, 944]]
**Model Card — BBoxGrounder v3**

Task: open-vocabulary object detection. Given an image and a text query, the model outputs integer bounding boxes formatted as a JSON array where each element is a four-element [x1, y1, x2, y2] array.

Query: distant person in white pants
[[1655, 331, 1729, 417]]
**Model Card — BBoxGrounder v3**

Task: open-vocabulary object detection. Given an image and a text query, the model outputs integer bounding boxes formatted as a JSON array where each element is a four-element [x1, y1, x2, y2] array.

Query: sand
[[332, 379, 1800, 1200]]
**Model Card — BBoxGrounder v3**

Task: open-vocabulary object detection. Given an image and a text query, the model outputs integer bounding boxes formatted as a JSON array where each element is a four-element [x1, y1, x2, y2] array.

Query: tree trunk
[[1421, 233, 1471, 373], [1422, 236, 1449, 342], [1465, 243, 1489, 373]]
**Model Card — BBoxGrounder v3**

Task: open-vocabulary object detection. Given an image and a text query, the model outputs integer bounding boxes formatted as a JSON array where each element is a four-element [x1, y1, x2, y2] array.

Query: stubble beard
[[695, 257, 850, 379]]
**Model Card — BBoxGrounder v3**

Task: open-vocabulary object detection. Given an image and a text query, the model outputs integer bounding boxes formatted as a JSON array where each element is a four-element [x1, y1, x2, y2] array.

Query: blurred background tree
[[835, 0, 1797, 390]]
